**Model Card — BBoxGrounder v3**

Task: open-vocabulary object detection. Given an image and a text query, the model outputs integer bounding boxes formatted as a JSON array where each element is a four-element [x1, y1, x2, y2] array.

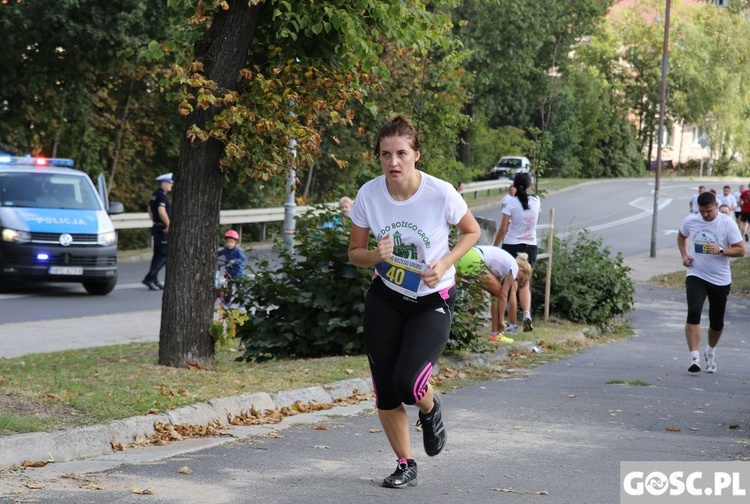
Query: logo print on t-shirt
[[393, 231, 419, 260]]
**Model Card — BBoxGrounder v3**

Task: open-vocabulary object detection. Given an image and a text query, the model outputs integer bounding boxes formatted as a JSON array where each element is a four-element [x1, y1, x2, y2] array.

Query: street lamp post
[[650, 0, 672, 258]]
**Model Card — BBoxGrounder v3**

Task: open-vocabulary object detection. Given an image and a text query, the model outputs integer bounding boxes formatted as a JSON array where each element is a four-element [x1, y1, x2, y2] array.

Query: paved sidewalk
[[0, 311, 160, 359], [622, 245, 683, 283]]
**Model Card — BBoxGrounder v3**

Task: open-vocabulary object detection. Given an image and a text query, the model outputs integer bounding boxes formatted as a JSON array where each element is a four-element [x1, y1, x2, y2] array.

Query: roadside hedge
[[531, 230, 634, 326]]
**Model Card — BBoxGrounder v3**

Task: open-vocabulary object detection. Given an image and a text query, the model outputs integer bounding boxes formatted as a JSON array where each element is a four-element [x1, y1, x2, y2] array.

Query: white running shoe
[[505, 324, 518, 335], [704, 352, 716, 373]]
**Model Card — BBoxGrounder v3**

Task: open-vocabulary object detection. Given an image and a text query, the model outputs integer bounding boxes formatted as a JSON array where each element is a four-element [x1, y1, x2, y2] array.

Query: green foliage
[[0, 0, 180, 211], [669, 5, 750, 175], [456, 0, 612, 129], [238, 206, 372, 361], [117, 228, 151, 251], [545, 66, 642, 179], [210, 308, 249, 349], [448, 274, 491, 354], [527, 127, 551, 193], [532, 231, 634, 327], [470, 120, 530, 173]]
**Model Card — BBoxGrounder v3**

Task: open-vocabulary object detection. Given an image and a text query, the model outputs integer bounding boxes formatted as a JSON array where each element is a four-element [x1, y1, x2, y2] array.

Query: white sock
[[705, 345, 715, 355], [523, 311, 531, 320], [690, 350, 700, 361]]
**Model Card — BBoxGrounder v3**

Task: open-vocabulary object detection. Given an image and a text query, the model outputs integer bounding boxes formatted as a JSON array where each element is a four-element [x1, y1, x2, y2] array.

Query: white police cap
[[156, 173, 174, 183]]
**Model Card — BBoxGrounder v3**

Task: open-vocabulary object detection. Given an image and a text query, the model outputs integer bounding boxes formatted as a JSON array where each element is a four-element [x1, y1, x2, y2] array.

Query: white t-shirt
[[349, 171, 468, 297], [733, 190, 742, 212], [689, 193, 700, 213], [679, 212, 742, 285], [501, 195, 541, 246], [475, 246, 518, 280], [718, 193, 737, 210]]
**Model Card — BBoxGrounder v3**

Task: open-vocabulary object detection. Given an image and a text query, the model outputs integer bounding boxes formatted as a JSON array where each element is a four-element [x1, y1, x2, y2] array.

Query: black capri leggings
[[501, 243, 538, 267], [685, 275, 731, 329], [364, 277, 456, 411]]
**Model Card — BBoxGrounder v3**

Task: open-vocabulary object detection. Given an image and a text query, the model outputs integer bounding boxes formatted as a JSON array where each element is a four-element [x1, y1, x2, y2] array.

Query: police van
[[0, 155, 124, 295]]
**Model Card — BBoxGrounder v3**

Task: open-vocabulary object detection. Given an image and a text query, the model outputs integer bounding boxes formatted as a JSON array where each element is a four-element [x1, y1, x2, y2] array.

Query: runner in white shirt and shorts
[[677, 191, 745, 373]]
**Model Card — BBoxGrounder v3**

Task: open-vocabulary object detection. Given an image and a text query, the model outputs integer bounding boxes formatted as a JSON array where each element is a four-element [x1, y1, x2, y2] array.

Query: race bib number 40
[[375, 256, 425, 298]]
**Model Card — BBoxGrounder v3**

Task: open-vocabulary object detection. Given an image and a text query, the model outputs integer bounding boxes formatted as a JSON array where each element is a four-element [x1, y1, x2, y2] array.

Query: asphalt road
[[474, 177, 722, 256]]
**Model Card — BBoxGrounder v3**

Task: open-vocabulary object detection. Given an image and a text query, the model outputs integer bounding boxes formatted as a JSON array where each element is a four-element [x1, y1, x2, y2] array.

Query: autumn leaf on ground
[[313, 425, 328, 430], [80, 482, 102, 490], [24, 481, 44, 489], [729, 424, 741, 430], [369, 428, 382, 433], [21, 460, 48, 468], [178, 466, 193, 474], [666, 427, 681, 432], [332, 389, 373, 406], [132, 487, 154, 495]]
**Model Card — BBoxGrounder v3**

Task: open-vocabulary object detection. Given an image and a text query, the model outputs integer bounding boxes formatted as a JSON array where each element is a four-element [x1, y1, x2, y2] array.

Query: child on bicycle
[[217, 229, 246, 304]]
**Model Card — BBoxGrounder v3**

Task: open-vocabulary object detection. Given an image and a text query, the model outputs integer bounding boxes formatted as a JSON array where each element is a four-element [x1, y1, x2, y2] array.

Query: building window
[[692, 126, 707, 147], [659, 127, 672, 147]]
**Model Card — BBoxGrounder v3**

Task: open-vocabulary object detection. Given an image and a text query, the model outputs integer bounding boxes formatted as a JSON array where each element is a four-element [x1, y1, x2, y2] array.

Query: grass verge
[[650, 256, 750, 296], [0, 318, 631, 437]]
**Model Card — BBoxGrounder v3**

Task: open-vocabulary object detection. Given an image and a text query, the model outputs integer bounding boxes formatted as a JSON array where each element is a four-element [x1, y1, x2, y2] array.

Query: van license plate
[[49, 266, 83, 275]]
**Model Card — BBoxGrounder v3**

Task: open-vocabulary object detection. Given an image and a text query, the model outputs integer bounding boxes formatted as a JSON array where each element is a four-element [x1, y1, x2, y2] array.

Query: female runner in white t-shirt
[[348, 115, 480, 489], [493, 172, 540, 332]]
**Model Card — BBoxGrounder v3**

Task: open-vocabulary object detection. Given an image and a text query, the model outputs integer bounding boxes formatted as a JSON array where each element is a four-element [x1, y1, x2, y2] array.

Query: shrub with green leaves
[[448, 274, 492, 354], [531, 230, 634, 326], [237, 206, 372, 361], [237, 205, 491, 361]]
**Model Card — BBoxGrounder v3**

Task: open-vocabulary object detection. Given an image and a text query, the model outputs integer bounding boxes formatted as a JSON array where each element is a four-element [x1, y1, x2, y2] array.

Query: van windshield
[[0, 172, 102, 210]]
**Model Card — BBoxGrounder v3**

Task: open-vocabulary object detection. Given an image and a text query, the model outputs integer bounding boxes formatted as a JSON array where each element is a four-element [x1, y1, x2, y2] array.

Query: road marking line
[[558, 197, 672, 237]]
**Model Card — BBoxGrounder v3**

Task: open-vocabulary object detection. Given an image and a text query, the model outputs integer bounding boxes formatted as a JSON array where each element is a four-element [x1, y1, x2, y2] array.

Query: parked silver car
[[476, 156, 531, 181], [489, 156, 530, 178]]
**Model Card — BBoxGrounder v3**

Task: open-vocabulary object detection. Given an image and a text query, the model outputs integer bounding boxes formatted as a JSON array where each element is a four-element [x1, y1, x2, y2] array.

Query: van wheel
[[83, 276, 117, 295]]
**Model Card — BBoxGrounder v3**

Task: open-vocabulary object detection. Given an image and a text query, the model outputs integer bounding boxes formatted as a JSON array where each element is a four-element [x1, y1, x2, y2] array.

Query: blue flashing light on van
[[0, 156, 124, 295]]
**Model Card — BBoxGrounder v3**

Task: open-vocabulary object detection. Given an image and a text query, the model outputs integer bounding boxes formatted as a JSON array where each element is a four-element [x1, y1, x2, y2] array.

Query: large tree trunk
[[159, 1, 266, 368]]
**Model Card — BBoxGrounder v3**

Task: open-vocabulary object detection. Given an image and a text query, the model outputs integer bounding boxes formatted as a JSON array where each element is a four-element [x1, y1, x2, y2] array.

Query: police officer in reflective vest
[[142, 173, 173, 290]]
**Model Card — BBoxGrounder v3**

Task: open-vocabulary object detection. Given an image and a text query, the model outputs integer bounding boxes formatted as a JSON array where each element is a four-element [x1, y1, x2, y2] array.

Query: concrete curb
[[0, 378, 371, 470]]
